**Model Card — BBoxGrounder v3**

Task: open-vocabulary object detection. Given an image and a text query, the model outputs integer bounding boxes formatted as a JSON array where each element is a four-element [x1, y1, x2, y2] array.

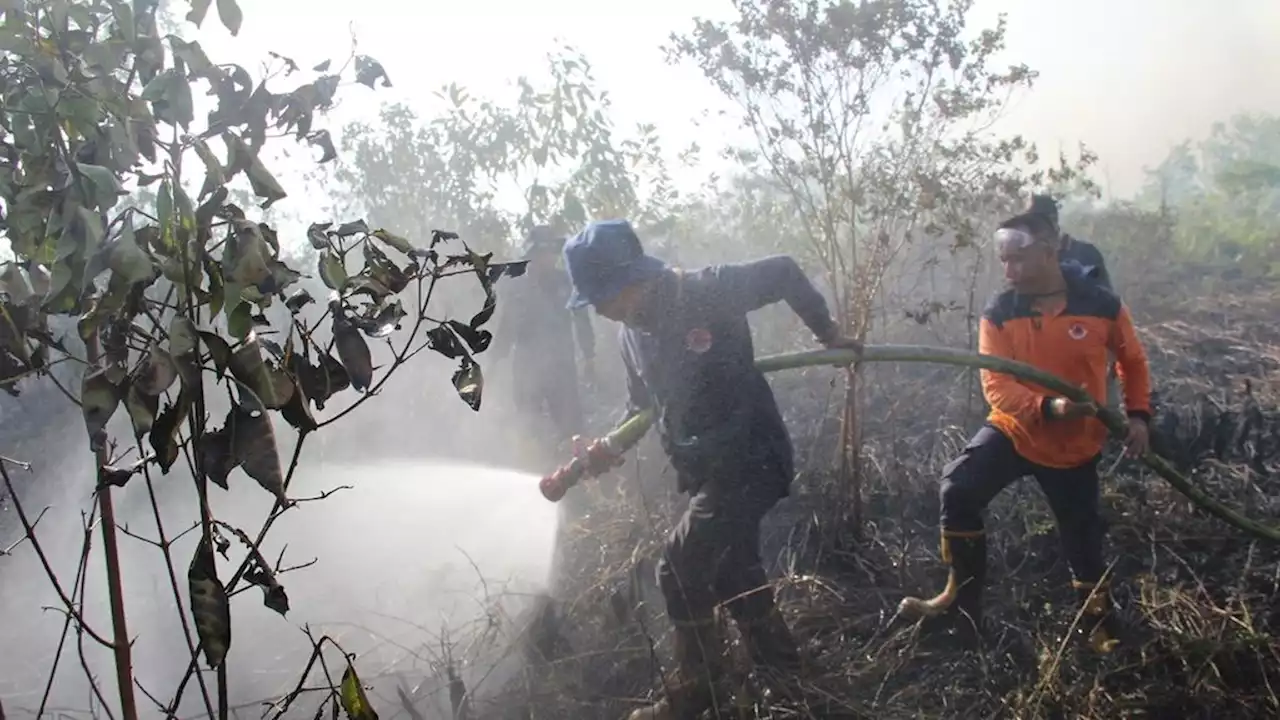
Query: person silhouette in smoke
[[492, 225, 597, 450], [898, 211, 1151, 654], [561, 219, 859, 720]]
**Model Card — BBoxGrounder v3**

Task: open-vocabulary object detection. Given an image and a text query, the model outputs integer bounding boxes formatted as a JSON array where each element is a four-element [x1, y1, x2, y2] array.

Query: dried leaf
[[215, 0, 242, 36], [340, 664, 379, 720], [188, 538, 231, 669], [318, 251, 347, 291], [228, 335, 294, 410], [452, 358, 483, 411], [124, 385, 158, 441], [108, 218, 154, 285], [200, 331, 232, 378], [371, 228, 414, 255], [82, 368, 122, 449], [134, 342, 178, 395], [229, 405, 286, 502], [332, 310, 372, 391], [197, 426, 238, 490], [169, 316, 199, 357]]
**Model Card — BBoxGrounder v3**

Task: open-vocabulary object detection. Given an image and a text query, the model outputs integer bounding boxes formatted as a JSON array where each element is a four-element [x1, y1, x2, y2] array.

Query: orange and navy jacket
[[979, 271, 1152, 469]]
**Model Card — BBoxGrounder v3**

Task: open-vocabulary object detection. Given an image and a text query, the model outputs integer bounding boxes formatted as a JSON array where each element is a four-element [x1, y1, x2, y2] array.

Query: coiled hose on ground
[[539, 344, 1280, 544]]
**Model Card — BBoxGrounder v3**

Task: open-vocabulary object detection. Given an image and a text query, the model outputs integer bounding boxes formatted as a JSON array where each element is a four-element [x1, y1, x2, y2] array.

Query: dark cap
[[562, 219, 666, 309], [1026, 193, 1059, 222]]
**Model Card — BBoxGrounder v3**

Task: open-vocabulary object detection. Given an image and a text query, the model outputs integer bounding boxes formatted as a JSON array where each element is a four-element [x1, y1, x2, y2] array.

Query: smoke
[[0, 450, 557, 717], [0, 253, 594, 717]]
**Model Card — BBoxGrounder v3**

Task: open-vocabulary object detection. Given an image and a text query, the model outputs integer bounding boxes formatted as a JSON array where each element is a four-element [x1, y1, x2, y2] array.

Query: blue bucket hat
[[563, 219, 667, 309]]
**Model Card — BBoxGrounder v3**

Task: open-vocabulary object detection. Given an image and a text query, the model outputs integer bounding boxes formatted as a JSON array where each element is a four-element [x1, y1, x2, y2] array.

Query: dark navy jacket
[[617, 256, 838, 496], [1060, 234, 1112, 292]]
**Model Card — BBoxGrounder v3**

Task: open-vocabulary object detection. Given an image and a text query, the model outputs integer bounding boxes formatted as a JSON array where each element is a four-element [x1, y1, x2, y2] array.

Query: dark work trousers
[[940, 424, 1106, 585], [657, 476, 784, 625]]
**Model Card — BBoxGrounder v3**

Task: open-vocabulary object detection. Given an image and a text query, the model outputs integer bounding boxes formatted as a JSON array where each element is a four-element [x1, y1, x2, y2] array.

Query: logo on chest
[[685, 327, 713, 354], [1067, 322, 1088, 340]]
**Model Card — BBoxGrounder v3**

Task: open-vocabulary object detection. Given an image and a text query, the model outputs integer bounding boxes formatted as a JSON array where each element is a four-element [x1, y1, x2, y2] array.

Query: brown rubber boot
[[902, 531, 987, 646], [735, 605, 805, 703], [626, 618, 727, 720], [1073, 580, 1121, 654]]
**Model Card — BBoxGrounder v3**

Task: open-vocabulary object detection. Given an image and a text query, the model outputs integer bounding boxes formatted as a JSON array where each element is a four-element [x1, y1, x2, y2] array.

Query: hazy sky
[[195, 0, 1280, 210]]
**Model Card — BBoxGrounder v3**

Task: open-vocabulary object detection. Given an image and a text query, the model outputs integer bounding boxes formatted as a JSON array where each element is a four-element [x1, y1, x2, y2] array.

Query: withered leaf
[[188, 538, 231, 669], [331, 310, 372, 392], [229, 405, 286, 502]]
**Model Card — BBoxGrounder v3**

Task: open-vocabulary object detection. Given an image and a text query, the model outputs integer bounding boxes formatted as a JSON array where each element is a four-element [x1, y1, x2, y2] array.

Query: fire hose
[[537, 344, 1280, 544]]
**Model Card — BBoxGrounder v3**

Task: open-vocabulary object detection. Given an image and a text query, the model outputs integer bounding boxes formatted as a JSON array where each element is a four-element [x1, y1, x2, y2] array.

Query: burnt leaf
[[169, 316, 200, 357], [215, 0, 242, 36], [452, 357, 483, 411], [197, 426, 238, 491], [447, 319, 491, 354], [332, 309, 372, 392], [318, 250, 347, 291], [335, 219, 369, 238], [82, 368, 122, 450], [229, 405, 286, 502], [149, 387, 192, 473], [186, 0, 213, 27], [200, 331, 232, 379], [134, 342, 178, 395], [426, 324, 465, 359], [285, 288, 314, 313], [227, 302, 252, 341], [124, 385, 159, 441], [278, 375, 317, 433], [228, 335, 294, 410], [294, 352, 350, 411], [188, 537, 231, 669], [306, 222, 332, 250], [340, 664, 379, 720], [361, 242, 409, 294], [371, 228, 414, 256], [306, 130, 337, 163], [353, 55, 391, 89], [355, 300, 405, 339]]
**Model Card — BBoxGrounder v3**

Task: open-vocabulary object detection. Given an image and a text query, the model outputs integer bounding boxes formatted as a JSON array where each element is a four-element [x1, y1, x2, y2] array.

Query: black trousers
[[939, 424, 1106, 585], [657, 476, 785, 623]]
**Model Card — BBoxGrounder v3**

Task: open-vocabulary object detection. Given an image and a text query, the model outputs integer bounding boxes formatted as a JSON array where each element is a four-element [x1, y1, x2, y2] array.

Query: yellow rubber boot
[[1073, 580, 1121, 654]]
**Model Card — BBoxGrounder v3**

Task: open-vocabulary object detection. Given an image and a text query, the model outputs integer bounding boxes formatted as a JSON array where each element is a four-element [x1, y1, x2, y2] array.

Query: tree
[[323, 45, 687, 260], [0, 1, 521, 717], [1138, 112, 1280, 267], [666, 0, 1096, 540]]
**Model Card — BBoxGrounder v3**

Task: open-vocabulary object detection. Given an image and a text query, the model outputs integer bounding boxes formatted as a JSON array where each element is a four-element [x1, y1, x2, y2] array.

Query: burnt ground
[[456, 276, 1280, 720]]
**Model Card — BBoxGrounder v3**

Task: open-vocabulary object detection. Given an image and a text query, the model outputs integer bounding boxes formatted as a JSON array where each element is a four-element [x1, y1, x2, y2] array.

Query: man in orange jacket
[[901, 210, 1152, 653]]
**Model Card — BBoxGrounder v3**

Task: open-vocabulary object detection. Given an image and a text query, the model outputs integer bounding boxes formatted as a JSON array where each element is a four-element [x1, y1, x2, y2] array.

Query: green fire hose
[[538, 344, 1280, 544]]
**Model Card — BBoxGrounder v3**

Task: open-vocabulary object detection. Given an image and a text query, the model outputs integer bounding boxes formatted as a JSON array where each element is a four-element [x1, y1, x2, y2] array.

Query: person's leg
[[1034, 459, 1122, 653], [706, 477, 801, 675], [631, 485, 732, 720], [900, 425, 1029, 636]]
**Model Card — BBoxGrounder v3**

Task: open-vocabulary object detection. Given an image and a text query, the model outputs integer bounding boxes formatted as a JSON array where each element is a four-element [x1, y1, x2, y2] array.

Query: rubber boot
[[738, 606, 802, 672], [909, 531, 987, 647], [735, 606, 804, 703], [1073, 580, 1121, 654], [626, 618, 726, 720]]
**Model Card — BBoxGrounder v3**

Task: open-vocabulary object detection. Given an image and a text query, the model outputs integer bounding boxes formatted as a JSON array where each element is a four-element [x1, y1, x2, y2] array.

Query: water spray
[[539, 344, 1280, 544]]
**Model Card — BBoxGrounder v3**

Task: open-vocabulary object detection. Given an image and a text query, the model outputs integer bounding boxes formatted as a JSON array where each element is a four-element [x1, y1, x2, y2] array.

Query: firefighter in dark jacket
[[562, 219, 858, 719], [493, 225, 596, 445], [899, 211, 1152, 654]]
